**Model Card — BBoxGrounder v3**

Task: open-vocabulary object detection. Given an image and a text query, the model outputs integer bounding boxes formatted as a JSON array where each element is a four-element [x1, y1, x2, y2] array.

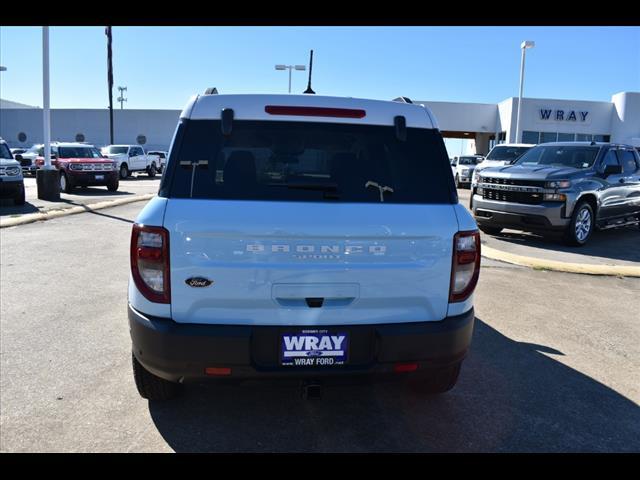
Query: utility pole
[[117, 86, 127, 109], [105, 26, 114, 145]]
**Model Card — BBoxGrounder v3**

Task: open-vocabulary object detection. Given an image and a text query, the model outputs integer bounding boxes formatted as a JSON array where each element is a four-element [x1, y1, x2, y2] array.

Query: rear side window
[[166, 120, 454, 204], [602, 149, 620, 168], [621, 150, 639, 174]]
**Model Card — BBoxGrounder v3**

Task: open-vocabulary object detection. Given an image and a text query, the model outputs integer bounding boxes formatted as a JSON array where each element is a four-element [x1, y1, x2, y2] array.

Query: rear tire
[[455, 174, 460, 189], [132, 352, 182, 400], [147, 163, 157, 178], [563, 201, 594, 246], [408, 362, 462, 395], [479, 225, 502, 236], [14, 186, 26, 206]]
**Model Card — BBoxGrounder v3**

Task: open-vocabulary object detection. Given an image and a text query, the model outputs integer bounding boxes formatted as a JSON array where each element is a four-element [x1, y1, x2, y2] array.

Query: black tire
[[119, 163, 129, 179], [59, 171, 74, 194], [14, 185, 26, 206], [132, 352, 182, 400], [479, 225, 502, 236], [147, 163, 157, 178], [408, 362, 462, 395], [563, 201, 594, 247], [106, 177, 119, 192], [454, 174, 460, 189]]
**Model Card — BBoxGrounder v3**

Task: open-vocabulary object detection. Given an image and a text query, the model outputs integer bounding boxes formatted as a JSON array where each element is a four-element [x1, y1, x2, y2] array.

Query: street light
[[117, 86, 127, 109], [0, 66, 7, 71], [515, 40, 535, 144], [275, 64, 306, 93]]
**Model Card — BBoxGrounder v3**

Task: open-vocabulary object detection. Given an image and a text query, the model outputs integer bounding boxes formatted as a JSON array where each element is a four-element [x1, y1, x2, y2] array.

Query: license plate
[[95, 175, 104, 180], [280, 330, 349, 367]]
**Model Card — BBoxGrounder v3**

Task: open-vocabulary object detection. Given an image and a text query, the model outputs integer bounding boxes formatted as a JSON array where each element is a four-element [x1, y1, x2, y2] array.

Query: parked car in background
[[128, 93, 480, 400], [102, 145, 161, 179], [14, 144, 43, 176], [147, 150, 168, 173], [451, 155, 483, 188], [34, 142, 119, 193], [0, 139, 26, 205], [471, 142, 640, 246]]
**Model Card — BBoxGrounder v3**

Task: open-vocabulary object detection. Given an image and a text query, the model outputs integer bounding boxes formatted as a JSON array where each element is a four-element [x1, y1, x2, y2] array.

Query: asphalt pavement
[[1, 201, 638, 452]]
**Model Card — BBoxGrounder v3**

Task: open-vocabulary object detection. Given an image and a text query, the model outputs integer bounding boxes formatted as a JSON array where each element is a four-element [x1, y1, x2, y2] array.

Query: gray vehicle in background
[[471, 142, 640, 246]]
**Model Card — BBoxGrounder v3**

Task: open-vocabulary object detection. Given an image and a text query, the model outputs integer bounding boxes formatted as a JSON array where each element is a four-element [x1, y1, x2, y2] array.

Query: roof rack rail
[[393, 97, 413, 104], [204, 87, 219, 95]]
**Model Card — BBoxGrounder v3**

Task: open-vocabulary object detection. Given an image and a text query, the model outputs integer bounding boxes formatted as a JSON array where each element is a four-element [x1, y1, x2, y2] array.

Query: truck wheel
[[479, 225, 502, 236], [14, 186, 26, 206], [454, 174, 460, 189], [563, 201, 594, 246], [408, 362, 462, 395], [106, 177, 119, 192], [119, 163, 129, 179], [59, 171, 74, 194], [147, 163, 157, 178], [132, 352, 182, 400]]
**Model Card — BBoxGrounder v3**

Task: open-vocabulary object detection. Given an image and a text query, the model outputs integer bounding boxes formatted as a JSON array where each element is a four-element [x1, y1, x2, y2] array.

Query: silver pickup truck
[[471, 142, 640, 246]]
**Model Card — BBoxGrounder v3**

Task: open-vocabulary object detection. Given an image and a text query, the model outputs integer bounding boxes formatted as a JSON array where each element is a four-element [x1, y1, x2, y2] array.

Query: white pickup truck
[[102, 145, 161, 179]]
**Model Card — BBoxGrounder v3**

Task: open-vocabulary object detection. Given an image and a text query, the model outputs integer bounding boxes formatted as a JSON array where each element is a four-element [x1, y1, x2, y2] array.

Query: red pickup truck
[[35, 142, 119, 193]]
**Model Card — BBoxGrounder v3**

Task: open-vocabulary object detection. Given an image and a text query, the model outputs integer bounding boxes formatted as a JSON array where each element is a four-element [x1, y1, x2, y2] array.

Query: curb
[[0, 194, 155, 228], [482, 244, 640, 278]]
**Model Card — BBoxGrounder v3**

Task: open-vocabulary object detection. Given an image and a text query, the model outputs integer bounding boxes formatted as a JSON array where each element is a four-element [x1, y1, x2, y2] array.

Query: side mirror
[[603, 164, 622, 175]]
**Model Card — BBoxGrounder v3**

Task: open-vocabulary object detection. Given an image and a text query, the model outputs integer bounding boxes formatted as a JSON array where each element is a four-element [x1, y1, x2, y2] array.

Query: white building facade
[[1, 91, 638, 153]]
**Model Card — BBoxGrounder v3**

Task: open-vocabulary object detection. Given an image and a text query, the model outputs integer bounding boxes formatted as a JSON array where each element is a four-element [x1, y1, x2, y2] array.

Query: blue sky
[[1, 26, 639, 155]]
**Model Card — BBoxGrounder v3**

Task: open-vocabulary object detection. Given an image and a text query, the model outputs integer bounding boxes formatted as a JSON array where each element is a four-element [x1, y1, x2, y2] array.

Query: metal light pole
[[36, 26, 60, 201], [117, 86, 127, 109], [515, 40, 535, 143], [106, 27, 114, 145], [275, 64, 306, 93]]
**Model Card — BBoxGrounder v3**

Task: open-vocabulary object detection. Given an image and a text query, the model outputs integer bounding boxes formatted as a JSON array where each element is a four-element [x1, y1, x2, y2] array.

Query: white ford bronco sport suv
[[128, 93, 480, 400]]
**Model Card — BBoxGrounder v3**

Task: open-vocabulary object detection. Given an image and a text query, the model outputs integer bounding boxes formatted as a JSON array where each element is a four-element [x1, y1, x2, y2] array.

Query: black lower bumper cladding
[[129, 305, 475, 382]]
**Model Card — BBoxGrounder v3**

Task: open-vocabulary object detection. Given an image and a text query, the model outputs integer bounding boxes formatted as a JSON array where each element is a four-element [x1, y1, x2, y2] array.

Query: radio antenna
[[303, 50, 315, 94]]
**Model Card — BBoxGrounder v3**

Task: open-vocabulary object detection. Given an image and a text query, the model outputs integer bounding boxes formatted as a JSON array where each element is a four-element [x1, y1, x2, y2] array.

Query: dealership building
[[1, 91, 638, 154]]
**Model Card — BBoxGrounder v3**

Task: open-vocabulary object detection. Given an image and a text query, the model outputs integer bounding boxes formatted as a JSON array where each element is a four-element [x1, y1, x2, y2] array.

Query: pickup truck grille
[[481, 177, 546, 188], [482, 189, 543, 205]]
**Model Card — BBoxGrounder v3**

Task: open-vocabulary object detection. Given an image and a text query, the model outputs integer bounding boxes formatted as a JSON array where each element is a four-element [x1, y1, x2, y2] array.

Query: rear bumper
[[129, 304, 475, 382]]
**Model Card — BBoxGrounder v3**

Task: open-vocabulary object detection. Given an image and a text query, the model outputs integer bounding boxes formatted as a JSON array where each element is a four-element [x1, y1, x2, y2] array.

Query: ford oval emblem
[[185, 277, 213, 288]]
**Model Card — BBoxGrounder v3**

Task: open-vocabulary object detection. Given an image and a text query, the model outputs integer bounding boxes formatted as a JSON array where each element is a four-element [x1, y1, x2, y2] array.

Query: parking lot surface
[[0, 174, 161, 217], [1, 201, 638, 452], [458, 188, 640, 267]]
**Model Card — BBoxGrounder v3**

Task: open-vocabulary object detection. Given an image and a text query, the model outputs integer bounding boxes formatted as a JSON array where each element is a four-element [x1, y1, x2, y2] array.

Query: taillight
[[130, 224, 170, 303], [449, 231, 481, 303]]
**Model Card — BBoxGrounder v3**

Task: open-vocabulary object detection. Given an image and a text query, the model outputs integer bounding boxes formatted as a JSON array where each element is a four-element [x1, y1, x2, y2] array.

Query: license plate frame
[[280, 329, 349, 367]]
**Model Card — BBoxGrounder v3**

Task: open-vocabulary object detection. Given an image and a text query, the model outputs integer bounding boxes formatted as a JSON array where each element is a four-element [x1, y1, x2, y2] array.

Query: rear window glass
[[165, 120, 453, 204]]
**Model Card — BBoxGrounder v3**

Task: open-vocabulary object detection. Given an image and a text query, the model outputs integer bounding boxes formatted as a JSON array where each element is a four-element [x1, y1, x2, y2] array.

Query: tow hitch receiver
[[301, 379, 323, 400]]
